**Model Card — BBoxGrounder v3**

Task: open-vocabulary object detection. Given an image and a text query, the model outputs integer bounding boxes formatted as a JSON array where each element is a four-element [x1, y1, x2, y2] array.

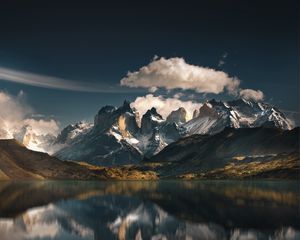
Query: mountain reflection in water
[[0, 180, 299, 240]]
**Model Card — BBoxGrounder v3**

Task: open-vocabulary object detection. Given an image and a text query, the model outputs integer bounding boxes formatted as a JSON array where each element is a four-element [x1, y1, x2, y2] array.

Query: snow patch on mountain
[[183, 99, 293, 135]]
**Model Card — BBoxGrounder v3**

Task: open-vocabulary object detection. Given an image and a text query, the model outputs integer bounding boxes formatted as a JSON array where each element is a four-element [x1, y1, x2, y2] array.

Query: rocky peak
[[166, 107, 187, 124], [55, 121, 92, 144], [141, 108, 164, 134], [93, 101, 140, 136], [142, 107, 164, 122], [207, 99, 231, 110], [116, 100, 134, 114], [94, 105, 117, 126], [228, 98, 255, 109], [207, 99, 219, 106], [123, 100, 131, 109], [98, 105, 117, 114], [146, 107, 163, 118], [193, 109, 199, 119], [198, 103, 219, 118]]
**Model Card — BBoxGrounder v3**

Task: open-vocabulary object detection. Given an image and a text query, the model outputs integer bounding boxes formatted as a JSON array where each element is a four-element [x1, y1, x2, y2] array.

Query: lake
[[0, 180, 299, 240]]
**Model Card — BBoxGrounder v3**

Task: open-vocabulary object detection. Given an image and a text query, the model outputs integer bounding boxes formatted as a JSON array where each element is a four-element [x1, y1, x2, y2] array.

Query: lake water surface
[[0, 180, 299, 240]]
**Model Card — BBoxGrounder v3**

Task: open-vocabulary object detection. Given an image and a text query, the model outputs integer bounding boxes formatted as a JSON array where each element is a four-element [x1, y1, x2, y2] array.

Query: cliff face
[[166, 107, 187, 124]]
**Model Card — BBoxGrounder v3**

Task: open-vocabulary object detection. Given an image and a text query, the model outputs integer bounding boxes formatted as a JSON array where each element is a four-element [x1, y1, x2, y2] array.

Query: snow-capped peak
[[55, 121, 93, 145], [184, 98, 293, 135]]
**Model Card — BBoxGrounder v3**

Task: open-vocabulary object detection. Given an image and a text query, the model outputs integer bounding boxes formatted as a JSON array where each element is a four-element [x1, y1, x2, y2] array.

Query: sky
[[0, 0, 299, 129]]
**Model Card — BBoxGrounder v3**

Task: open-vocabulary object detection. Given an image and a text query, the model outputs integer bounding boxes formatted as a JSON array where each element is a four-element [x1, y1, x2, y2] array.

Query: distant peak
[[166, 107, 187, 124], [143, 107, 163, 120], [123, 100, 131, 108], [207, 99, 224, 107], [152, 107, 162, 117], [208, 99, 218, 104], [148, 107, 159, 115], [98, 105, 116, 114], [198, 103, 218, 118], [228, 98, 254, 107], [193, 109, 199, 118], [177, 107, 186, 112], [116, 100, 134, 115]]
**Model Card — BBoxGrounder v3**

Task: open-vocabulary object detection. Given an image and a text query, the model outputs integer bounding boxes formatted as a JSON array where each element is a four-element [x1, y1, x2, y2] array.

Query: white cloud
[[23, 119, 59, 136], [131, 94, 202, 121], [239, 89, 264, 101], [0, 91, 31, 137], [0, 91, 59, 139], [121, 57, 240, 94]]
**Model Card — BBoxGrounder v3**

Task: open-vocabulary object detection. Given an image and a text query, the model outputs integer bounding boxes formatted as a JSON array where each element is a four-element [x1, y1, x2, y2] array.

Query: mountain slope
[[0, 133, 298, 180], [149, 127, 300, 177], [0, 139, 102, 180], [0, 139, 157, 180]]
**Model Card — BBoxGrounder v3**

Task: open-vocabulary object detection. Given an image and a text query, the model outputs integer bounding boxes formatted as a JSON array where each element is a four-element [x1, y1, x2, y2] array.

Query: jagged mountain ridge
[[1, 98, 291, 162], [53, 98, 293, 166], [55, 101, 183, 165], [184, 98, 292, 135], [54, 121, 93, 145]]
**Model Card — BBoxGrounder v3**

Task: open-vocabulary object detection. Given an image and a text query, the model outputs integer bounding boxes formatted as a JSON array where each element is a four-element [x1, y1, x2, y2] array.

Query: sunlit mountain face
[[0, 181, 299, 240]]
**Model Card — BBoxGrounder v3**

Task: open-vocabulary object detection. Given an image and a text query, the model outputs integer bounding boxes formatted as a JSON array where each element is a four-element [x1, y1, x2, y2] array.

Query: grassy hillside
[[0, 139, 157, 180]]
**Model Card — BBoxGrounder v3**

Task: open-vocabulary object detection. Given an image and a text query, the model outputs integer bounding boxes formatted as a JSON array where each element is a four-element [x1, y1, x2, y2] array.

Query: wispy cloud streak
[[0, 66, 141, 93]]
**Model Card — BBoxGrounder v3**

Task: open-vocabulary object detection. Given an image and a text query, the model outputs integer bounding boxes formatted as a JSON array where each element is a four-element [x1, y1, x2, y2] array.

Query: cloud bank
[[239, 89, 264, 101], [0, 66, 139, 93], [0, 91, 59, 139], [121, 57, 240, 94], [122, 57, 266, 110], [131, 94, 202, 120]]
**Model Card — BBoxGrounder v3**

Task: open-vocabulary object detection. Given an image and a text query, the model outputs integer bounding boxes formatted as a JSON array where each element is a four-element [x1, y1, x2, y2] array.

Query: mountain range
[[0, 98, 298, 180], [53, 98, 293, 166]]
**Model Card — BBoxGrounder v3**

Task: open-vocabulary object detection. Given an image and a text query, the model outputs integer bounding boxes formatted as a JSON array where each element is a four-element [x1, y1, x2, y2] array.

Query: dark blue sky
[[0, 0, 299, 126]]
